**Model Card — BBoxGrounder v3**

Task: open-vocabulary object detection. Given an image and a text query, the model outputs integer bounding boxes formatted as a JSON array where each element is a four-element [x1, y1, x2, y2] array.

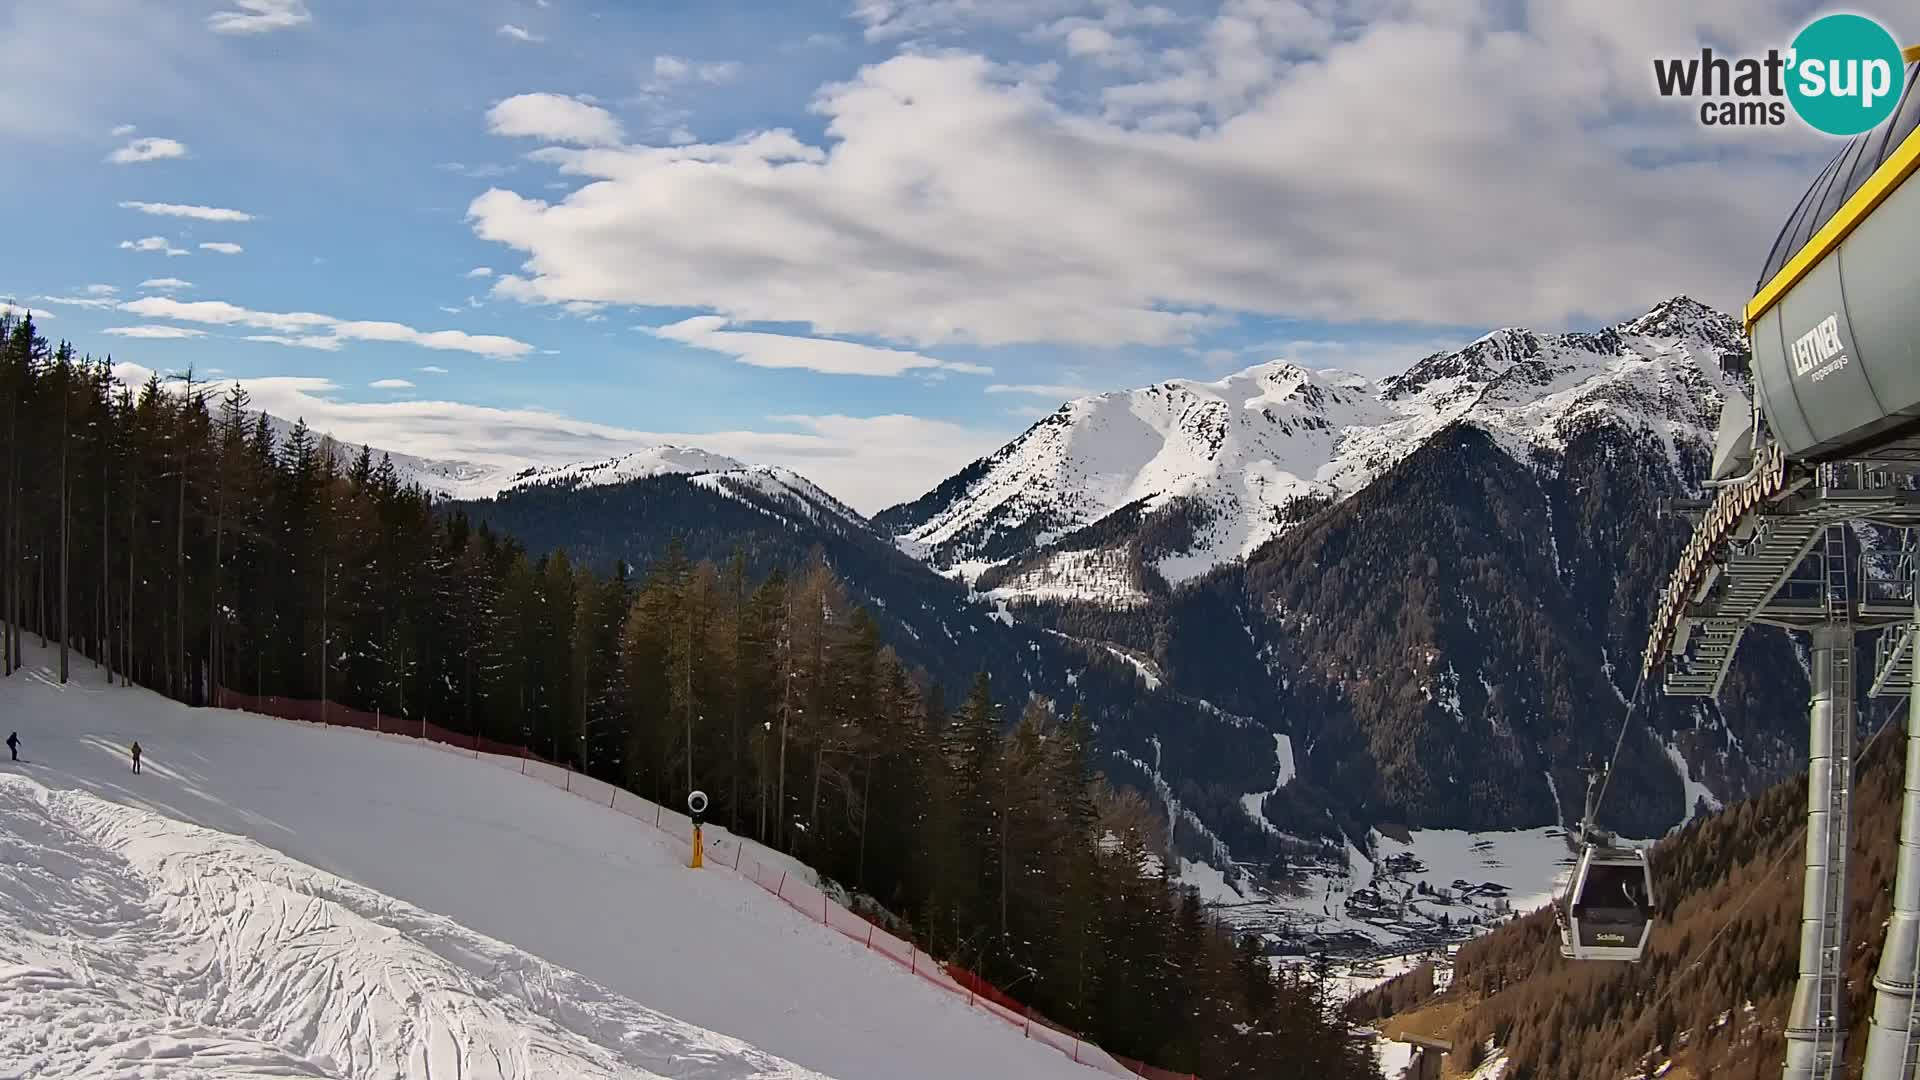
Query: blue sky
[[0, 0, 1895, 510]]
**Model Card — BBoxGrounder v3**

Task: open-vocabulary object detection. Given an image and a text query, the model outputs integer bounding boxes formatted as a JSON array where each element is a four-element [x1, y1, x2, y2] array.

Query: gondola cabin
[[1559, 846, 1655, 962]]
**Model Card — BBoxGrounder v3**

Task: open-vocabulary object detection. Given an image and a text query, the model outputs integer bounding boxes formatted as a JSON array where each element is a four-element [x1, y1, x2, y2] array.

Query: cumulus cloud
[[470, 6, 1841, 346], [120, 297, 536, 359], [370, 378, 415, 389], [207, 0, 311, 35], [465, 266, 493, 278], [419, 365, 450, 374], [487, 93, 625, 147], [106, 367, 1004, 513], [139, 277, 194, 290], [499, 24, 543, 43], [199, 242, 244, 255], [120, 200, 255, 222], [110, 124, 137, 137], [84, 284, 119, 296], [121, 236, 190, 257], [107, 137, 188, 164], [649, 316, 991, 377], [103, 325, 207, 339]]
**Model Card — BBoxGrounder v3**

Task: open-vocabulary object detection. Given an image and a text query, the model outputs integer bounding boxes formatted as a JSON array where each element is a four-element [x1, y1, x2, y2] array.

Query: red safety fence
[[212, 687, 1199, 1080]]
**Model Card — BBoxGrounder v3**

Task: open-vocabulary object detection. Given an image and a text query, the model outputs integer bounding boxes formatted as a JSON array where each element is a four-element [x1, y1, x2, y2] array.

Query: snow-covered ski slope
[[0, 642, 1105, 1080], [0, 774, 822, 1080]]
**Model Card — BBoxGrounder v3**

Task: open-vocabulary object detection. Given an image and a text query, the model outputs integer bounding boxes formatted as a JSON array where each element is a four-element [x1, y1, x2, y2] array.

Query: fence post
[[777, 871, 787, 898], [823, 893, 829, 925], [910, 944, 917, 975], [866, 923, 874, 949], [376, 708, 381, 735], [521, 742, 528, 775], [1024, 1006, 1031, 1037], [565, 765, 571, 792], [655, 804, 662, 828], [1072, 1040, 1080, 1064], [733, 843, 743, 871]]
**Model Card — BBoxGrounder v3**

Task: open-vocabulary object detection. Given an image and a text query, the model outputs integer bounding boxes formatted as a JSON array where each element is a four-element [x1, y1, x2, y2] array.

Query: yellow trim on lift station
[[1746, 111, 1920, 333]]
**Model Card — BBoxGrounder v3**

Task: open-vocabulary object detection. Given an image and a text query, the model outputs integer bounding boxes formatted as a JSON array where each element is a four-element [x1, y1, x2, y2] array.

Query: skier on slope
[[6, 732, 16, 761], [130, 741, 142, 775]]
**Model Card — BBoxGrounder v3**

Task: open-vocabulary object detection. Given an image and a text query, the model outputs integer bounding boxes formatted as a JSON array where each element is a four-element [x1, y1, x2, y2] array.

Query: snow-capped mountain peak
[[499, 446, 749, 492], [880, 298, 1747, 605]]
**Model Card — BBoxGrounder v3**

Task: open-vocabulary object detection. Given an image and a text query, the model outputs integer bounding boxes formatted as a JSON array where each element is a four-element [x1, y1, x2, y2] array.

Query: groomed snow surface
[[0, 640, 1108, 1080]]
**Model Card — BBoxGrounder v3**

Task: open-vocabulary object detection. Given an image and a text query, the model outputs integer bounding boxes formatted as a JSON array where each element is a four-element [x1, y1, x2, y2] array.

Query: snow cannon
[[1723, 53, 1920, 476], [687, 790, 708, 870]]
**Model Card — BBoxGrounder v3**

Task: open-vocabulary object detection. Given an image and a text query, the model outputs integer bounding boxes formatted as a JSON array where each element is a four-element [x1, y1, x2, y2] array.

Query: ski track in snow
[[0, 642, 1107, 1080], [0, 774, 822, 1080]]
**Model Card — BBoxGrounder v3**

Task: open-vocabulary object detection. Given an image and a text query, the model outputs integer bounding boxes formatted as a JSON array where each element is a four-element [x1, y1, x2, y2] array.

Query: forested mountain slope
[[1362, 705, 1911, 1080]]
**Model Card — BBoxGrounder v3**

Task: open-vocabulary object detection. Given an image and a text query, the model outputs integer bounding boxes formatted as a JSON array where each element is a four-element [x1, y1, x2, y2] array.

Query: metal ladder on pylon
[[1813, 522, 1856, 1079]]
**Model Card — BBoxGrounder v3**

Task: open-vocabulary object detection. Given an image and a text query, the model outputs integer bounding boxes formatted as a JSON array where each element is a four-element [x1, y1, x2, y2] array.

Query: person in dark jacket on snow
[[6, 732, 16, 761], [130, 741, 142, 774]]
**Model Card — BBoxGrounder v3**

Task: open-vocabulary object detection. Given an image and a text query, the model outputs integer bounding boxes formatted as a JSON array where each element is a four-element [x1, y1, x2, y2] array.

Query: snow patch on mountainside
[[885, 298, 1745, 603], [1663, 740, 1723, 828], [1239, 733, 1296, 838]]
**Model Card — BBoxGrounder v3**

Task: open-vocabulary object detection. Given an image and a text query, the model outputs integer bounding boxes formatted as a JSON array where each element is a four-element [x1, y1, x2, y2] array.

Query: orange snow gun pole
[[688, 790, 708, 869]]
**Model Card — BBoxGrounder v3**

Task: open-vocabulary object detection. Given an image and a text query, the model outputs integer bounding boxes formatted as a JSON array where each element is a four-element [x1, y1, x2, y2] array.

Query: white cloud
[[121, 236, 191, 257], [37, 294, 120, 310], [84, 284, 119, 296], [139, 277, 194, 290], [121, 296, 535, 359], [649, 316, 991, 377], [1, 304, 55, 321], [199, 242, 245, 255], [107, 367, 1003, 513], [1252, 335, 1470, 379], [465, 266, 494, 279], [120, 200, 255, 223], [247, 334, 342, 350], [985, 382, 1095, 398], [370, 378, 416, 389], [102, 325, 207, 339], [419, 365, 450, 374], [499, 24, 544, 43], [487, 93, 625, 147], [107, 137, 188, 164], [207, 0, 311, 35], [110, 124, 137, 137], [470, 16, 1832, 345], [652, 55, 742, 85]]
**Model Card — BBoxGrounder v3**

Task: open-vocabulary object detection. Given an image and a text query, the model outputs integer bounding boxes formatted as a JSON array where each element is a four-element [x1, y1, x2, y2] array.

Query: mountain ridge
[[880, 296, 1746, 608]]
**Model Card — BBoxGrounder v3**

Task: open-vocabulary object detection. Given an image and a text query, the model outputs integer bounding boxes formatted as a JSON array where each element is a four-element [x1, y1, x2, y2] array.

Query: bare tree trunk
[[58, 374, 69, 683], [175, 432, 187, 702], [776, 598, 791, 850]]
